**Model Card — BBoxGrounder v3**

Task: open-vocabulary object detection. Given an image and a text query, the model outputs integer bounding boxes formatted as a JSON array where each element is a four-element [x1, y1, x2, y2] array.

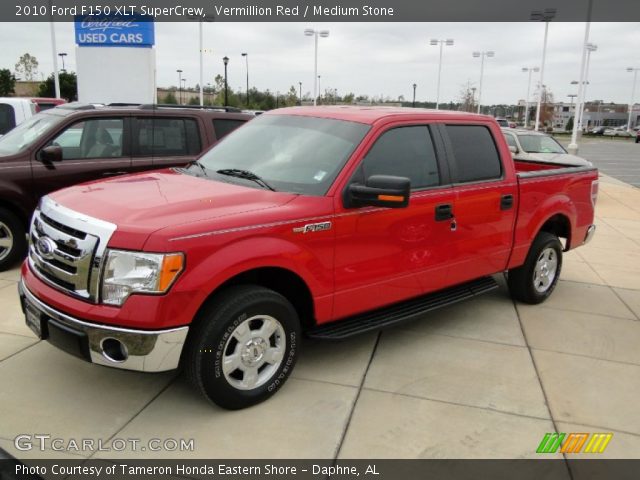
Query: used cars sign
[[74, 14, 155, 47]]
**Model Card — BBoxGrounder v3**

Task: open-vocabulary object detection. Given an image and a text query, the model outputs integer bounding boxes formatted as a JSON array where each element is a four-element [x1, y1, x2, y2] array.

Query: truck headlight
[[101, 250, 184, 306]]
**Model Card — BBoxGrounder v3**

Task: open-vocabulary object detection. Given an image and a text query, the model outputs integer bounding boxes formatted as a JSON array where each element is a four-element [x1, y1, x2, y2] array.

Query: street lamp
[[304, 28, 330, 106], [222, 56, 229, 106], [189, 14, 215, 106], [531, 8, 556, 131], [472, 50, 495, 114], [522, 67, 540, 128], [412, 83, 417, 108], [298, 82, 302, 105], [317, 75, 321, 105], [241, 53, 249, 107], [576, 43, 597, 131], [176, 69, 183, 104], [58, 52, 67, 72], [430, 38, 454, 110], [627, 67, 640, 130]]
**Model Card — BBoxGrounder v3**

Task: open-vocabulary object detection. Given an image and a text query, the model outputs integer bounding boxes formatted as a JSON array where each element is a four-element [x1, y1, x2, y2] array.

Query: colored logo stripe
[[537, 432, 613, 454], [584, 433, 613, 454], [537, 433, 565, 453], [560, 433, 589, 453]]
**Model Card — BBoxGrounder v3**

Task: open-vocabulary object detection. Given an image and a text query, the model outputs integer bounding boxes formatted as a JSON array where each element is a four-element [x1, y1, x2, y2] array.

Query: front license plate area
[[24, 300, 43, 339]]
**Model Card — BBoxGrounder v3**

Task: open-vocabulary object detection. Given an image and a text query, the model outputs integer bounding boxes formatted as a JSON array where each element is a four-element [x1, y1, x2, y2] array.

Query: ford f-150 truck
[[18, 107, 598, 409]]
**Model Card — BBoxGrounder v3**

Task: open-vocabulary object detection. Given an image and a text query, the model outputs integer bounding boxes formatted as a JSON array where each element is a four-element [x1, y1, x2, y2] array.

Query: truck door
[[332, 124, 454, 320], [32, 116, 132, 197], [439, 123, 517, 285]]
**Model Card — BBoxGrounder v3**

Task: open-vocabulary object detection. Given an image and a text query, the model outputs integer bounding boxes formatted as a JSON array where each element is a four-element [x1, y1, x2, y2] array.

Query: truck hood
[[50, 169, 297, 249]]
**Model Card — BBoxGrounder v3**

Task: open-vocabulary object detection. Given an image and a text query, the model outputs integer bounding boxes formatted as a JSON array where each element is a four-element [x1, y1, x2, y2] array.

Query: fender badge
[[293, 221, 332, 234]]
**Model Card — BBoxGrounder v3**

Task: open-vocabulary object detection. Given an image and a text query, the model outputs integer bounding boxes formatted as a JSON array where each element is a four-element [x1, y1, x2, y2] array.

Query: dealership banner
[[74, 13, 155, 47], [5, 0, 640, 22]]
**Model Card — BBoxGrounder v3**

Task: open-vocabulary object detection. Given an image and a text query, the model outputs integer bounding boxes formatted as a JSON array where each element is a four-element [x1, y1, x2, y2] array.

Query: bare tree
[[15, 53, 39, 81], [458, 81, 477, 112]]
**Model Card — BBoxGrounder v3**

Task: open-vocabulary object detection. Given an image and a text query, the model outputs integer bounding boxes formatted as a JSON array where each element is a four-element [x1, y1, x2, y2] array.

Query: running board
[[307, 276, 499, 340]]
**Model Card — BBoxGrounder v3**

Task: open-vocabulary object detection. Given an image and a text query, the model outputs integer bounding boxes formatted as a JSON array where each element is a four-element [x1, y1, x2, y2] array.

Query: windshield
[[0, 112, 64, 156], [195, 114, 370, 195], [517, 134, 566, 154]]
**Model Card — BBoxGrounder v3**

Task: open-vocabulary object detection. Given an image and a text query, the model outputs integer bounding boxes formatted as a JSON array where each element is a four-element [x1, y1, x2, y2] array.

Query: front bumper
[[18, 280, 188, 372], [583, 224, 596, 244]]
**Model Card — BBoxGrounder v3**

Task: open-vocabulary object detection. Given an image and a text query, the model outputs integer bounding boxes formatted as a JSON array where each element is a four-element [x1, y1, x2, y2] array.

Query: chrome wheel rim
[[0, 222, 14, 262], [222, 315, 286, 391], [533, 247, 558, 293]]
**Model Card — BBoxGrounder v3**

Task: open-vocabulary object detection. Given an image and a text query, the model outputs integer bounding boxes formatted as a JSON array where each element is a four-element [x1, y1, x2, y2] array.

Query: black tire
[[183, 285, 301, 410], [0, 208, 27, 272], [508, 232, 563, 304]]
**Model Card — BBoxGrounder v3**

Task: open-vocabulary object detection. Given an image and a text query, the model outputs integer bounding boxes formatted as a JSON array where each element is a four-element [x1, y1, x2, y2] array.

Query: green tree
[[38, 71, 77, 101], [188, 96, 200, 105], [565, 116, 574, 132], [163, 91, 178, 104], [0, 69, 16, 96], [15, 53, 39, 81]]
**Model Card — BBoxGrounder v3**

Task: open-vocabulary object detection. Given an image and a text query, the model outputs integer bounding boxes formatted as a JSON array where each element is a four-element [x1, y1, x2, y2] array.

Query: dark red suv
[[0, 103, 252, 270]]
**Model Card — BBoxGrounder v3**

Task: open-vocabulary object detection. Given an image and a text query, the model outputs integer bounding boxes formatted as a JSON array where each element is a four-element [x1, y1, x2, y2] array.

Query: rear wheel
[[0, 208, 27, 272], [184, 285, 300, 410], [508, 232, 562, 304]]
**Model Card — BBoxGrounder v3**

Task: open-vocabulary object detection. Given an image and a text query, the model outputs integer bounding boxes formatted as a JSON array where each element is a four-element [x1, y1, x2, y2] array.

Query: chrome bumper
[[18, 280, 188, 372], [584, 224, 596, 245]]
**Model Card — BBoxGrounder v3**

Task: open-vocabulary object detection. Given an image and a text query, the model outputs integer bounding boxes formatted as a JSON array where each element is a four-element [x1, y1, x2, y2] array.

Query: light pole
[[627, 67, 639, 130], [222, 56, 229, 106], [181, 79, 187, 102], [472, 51, 495, 114], [49, 18, 61, 99], [430, 38, 454, 110], [176, 69, 183, 104], [531, 8, 556, 131], [412, 83, 417, 108], [58, 52, 67, 72], [317, 75, 321, 105], [522, 67, 540, 128], [298, 82, 302, 105], [569, 0, 594, 154], [304, 28, 330, 106], [576, 43, 597, 131], [241, 53, 249, 107]]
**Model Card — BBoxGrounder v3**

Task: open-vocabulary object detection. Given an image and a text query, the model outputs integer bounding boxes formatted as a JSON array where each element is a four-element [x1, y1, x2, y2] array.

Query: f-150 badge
[[293, 221, 332, 234]]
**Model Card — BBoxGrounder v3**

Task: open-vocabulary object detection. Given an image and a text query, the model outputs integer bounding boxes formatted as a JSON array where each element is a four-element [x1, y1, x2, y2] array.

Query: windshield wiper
[[189, 160, 209, 177], [216, 169, 276, 191]]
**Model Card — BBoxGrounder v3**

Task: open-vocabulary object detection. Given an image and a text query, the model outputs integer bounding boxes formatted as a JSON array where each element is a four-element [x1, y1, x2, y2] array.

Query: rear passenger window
[[213, 119, 246, 139], [361, 126, 440, 189], [504, 133, 517, 149], [134, 118, 201, 156], [446, 125, 502, 183], [0, 104, 16, 135]]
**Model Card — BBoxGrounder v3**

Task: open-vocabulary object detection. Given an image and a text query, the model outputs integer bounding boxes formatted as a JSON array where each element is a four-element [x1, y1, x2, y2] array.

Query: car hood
[[50, 169, 298, 249], [520, 152, 591, 167]]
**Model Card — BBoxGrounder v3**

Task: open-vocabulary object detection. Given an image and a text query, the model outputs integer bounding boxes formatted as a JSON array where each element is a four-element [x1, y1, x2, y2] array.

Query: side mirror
[[346, 175, 410, 209], [508, 145, 518, 154], [40, 145, 63, 163]]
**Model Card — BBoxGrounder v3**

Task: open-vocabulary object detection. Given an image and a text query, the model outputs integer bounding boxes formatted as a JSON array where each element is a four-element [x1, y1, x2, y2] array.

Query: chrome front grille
[[28, 196, 117, 302]]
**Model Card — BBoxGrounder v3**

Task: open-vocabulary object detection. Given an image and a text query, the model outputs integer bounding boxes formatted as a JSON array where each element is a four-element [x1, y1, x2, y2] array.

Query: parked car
[[495, 118, 509, 127], [501, 128, 592, 166], [508, 121, 517, 128], [590, 126, 606, 135], [0, 103, 252, 269], [31, 97, 67, 112], [0, 98, 37, 136], [603, 127, 632, 137], [19, 107, 598, 409]]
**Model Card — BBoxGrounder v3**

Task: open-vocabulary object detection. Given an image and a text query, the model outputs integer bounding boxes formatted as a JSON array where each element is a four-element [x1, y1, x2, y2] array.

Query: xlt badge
[[293, 221, 332, 234]]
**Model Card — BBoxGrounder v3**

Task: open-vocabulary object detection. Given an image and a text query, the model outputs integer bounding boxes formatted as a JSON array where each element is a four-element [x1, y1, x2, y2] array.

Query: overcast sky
[[1, 22, 638, 105]]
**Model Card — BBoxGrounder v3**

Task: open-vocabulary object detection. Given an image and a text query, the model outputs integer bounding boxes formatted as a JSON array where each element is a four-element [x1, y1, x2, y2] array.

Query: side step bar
[[307, 276, 499, 340]]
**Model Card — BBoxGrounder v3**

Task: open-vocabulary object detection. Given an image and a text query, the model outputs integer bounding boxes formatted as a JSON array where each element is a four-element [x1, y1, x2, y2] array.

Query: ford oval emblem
[[36, 236, 57, 260]]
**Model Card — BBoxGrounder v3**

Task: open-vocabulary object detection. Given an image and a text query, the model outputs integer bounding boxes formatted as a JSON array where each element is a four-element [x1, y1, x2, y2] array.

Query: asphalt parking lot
[[558, 136, 640, 187], [0, 148, 639, 462]]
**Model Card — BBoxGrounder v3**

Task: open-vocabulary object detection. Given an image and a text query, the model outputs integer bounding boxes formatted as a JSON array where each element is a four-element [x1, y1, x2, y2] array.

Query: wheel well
[[539, 214, 571, 249], [214, 267, 316, 330], [0, 199, 29, 230]]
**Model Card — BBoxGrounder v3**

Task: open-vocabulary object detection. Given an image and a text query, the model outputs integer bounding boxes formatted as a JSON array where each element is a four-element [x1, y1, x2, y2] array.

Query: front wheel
[[508, 232, 563, 304], [184, 285, 301, 410], [0, 208, 27, 272]]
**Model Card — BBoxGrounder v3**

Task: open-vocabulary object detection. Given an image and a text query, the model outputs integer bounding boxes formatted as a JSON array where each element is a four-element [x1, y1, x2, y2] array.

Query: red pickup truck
[[19, 107, 598, 409]]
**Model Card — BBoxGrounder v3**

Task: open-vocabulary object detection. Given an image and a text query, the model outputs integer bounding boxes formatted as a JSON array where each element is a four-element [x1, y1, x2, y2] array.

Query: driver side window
[[50, 118, 124, 160], [360, 126, 440, 190]]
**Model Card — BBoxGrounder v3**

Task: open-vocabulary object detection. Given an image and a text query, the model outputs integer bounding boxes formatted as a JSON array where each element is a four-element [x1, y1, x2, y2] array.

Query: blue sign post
[[74, 14, 155, 48]]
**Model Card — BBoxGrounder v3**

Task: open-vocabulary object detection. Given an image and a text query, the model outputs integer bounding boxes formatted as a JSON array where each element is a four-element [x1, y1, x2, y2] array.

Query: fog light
[[101, 338, 128, 363]]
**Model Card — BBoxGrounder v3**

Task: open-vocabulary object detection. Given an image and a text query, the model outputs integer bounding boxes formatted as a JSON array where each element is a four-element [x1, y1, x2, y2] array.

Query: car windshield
[[0, 112, 64, 156], [195, 114, 370, 195], [517, 134, 566, 154]]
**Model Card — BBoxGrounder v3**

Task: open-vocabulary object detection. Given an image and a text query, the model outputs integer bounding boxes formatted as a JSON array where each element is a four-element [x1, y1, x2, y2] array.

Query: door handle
[[101, 171, 128, 177], [435, 203, 454, 221], [500, 194, 514, 210]]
